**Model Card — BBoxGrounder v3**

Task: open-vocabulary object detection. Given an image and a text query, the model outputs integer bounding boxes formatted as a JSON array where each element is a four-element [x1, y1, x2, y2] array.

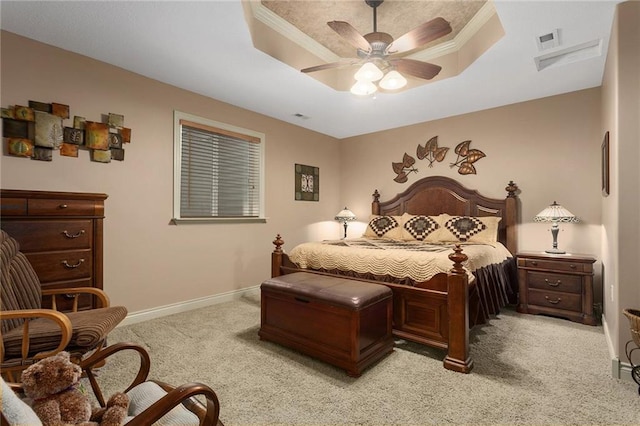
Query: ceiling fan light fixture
[[350, 80, 378, 96], [379, 70, 407, 90], [354, 62, 384, 82]]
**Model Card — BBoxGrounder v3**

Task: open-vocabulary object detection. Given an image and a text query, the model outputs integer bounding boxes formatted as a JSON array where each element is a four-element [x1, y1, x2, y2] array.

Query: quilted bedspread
[[288, 238, 512, 283]]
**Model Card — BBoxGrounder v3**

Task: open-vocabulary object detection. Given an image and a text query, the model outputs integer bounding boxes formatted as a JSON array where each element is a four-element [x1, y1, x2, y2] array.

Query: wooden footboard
[[270, 235, 472, 373]]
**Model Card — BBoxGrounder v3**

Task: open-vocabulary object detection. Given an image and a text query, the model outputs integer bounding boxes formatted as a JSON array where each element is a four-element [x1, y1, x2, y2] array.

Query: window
[[173, 111, 265, 223]]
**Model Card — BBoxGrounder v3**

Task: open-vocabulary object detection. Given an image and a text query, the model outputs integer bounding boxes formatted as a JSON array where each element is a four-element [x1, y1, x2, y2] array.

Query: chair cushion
[[1, 230, 42, 333], [1, 377, 43, 426], [126, 381, 200, 426], [1, 306, 128, 358]]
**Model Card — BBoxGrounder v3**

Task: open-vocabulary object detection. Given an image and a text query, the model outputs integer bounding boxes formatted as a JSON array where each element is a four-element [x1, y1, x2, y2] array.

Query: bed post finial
[[273, 234, 284, 253], [506, 181, 518, 198], [448, 244, 468, 274], [372, 190, 381, 215]]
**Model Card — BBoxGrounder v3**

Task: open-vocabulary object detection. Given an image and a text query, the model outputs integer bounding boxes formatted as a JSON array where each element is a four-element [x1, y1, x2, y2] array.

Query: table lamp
[[335, 207, 356, 239], [534, 201, 578, 254]]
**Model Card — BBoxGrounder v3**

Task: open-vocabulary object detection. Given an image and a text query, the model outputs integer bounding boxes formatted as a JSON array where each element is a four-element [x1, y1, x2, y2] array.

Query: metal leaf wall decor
[[450, 140, 485, 175], [417, 136, 449, 168], [392, 153, 418, 183], [391, 136, 487, 182]]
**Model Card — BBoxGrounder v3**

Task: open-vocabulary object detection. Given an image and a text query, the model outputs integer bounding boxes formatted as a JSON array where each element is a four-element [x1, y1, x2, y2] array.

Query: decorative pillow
[[438, 214, 501, 243], [401, 213, 440, 241], [363, 215, 403, 240]]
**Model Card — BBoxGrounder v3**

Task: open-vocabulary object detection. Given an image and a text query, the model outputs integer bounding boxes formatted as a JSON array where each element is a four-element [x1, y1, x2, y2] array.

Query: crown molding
[[247, 0, 340, 63]]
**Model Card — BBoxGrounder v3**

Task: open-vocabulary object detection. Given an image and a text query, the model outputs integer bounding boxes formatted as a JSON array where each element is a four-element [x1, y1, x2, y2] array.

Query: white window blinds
[[174, 113, 264, 221]]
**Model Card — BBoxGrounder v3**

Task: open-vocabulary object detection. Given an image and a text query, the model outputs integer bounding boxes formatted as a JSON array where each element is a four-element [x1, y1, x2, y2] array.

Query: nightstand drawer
[[528, 289, 582, 313], [526, 271, 581, 294], [522, 258, 586, 272]]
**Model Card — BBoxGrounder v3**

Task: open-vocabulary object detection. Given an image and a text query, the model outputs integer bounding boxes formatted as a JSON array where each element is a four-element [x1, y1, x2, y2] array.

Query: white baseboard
[[603, 313, 637, 383], [118, 285, 260, 327]]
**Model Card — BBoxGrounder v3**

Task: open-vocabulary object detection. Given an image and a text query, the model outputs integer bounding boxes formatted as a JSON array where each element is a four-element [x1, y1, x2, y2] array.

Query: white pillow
[[1, 377, 43, 426]]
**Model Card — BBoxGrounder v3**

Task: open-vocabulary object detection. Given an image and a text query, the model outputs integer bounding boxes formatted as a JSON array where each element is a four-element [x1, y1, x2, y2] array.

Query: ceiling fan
[[301, 0, 453, 94]]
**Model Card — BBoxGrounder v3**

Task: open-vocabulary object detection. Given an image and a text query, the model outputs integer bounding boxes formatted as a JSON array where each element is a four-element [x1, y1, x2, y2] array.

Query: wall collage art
[[2, 100, 131, 163]]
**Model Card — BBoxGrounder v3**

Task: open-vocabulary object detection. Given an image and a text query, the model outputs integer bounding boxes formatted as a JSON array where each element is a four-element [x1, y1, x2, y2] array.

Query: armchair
[[1, 342, 223, 425], [1, 230, 127, 381]]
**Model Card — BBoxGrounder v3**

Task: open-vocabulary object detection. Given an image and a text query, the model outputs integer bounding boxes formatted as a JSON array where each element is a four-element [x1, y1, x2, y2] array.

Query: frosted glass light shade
[[534, 201, 578, 223], [350, 80, 377, 96], [354, 62, 384, 82], [335, 207, 356, 222], [379, 70, 408, 90]]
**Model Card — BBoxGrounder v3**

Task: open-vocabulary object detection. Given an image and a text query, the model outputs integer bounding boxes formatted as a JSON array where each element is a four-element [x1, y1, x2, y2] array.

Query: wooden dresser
[[516, 251, 597, 325], [0, 189, 108, 311]]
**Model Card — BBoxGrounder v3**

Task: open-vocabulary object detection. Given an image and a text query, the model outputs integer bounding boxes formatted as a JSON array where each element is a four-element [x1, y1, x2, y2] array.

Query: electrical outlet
[[611, 284, 614, 302]]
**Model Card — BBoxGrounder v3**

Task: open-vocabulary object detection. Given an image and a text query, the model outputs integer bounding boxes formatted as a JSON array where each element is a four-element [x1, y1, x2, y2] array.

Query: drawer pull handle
[[544, 278, 561, 287], [294, 297, 310, 304], [545, 296, 562, 305], [570, 264, 577, 269], [64, 294, 78, 299], [62, 230, 85, 239], [61, 259, 85, 269], [59, 204, 68, 209], [531, 261, 538, 266]]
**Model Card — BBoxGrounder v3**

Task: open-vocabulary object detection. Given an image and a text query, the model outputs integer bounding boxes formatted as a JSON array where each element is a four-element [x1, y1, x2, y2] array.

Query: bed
[[270, 176, 520, 373]]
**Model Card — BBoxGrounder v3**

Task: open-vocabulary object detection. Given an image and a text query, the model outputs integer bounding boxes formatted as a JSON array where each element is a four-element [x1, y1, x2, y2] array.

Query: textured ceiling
[[0, 1, 622, 139], [261, 0, 486, 58]]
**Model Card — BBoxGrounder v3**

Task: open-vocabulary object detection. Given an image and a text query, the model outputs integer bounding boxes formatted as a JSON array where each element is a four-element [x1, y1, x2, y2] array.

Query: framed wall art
[[601, 131, 610, 197], [295, 163, 319, 201], [3, 99, 131, 164]]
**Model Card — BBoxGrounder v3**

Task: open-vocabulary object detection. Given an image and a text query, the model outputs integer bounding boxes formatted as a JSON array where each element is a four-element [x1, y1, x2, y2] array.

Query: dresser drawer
[[0, 197, 27, 216], [27, 198, 96, 216], [522, 258, 587, 272], [26, 250, 93, 283], [1, 220, 93, 251], [526, 271, 582, 294], [528, 289, 582, 313]]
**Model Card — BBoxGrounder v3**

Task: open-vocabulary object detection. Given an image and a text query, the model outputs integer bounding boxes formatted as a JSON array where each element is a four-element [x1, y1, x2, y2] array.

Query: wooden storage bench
[[259, 272, 394, 377]]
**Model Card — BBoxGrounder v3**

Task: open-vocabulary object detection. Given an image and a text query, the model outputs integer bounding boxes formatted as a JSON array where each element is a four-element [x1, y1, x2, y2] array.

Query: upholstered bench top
[[261, 272, 391, 309]]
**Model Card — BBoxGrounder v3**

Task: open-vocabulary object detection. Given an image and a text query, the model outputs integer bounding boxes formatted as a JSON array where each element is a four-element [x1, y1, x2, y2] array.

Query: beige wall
[[340, 89, 603, 261], [601, 0, 640, 372], [0, 31, 342, 312]]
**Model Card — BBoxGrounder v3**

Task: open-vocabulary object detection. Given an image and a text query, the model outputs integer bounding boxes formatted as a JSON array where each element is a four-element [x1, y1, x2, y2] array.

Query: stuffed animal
[[20, 351, 129, 426]]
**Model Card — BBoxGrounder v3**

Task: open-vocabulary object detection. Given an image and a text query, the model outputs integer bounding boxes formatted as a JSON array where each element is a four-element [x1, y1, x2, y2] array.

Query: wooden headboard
[[372, 176, 519, 254]]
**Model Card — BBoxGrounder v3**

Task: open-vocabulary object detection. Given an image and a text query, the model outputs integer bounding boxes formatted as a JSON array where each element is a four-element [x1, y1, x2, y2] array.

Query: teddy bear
[[20, 351, 129, 426]]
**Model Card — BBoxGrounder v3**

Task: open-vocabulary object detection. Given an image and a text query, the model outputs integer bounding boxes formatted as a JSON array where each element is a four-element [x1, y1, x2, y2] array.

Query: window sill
[[171, 217, 267, 225]]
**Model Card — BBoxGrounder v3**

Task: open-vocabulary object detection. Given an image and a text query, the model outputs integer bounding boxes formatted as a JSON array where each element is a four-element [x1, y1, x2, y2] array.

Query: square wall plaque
[[295, 164, 319, 201]]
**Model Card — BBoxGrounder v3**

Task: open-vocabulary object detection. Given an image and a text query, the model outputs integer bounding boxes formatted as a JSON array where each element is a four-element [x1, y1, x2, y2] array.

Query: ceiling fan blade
[[388, 17, 452, 54], [389, 58, 442, 80], [301, 59, 360, 74], [327, 21, 372, 52]]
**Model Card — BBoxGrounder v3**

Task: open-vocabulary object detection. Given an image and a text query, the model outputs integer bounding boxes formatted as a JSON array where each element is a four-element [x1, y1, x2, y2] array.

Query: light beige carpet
[[99, 291, 639, 425]]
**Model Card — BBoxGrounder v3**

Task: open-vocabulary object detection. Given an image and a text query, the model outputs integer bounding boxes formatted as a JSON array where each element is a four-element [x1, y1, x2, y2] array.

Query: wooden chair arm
[[41, 287, 111, 310], [80, 342, 151, 407], [125, 381, 221, 426], [0, 309, 73, 363]]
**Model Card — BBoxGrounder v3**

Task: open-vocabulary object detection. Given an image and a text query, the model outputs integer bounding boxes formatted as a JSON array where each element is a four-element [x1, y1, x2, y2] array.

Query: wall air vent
[[534, 39, 602, 71], [536, 29, 560, 51]]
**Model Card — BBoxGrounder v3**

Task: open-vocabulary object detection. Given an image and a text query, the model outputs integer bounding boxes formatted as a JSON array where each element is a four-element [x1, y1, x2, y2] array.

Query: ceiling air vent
[[536, 29, 559, 51], [534, 39, 602, 71]]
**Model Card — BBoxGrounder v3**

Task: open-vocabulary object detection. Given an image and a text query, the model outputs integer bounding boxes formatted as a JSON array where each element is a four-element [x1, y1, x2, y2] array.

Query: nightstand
[[517, 252, 597, 325]]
